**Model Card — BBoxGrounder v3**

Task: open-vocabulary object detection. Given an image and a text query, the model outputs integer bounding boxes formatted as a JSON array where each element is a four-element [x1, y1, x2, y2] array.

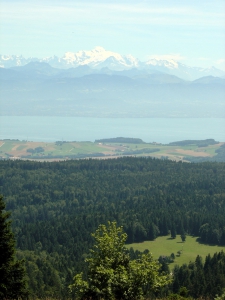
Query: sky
[[0, 0, 225, 70]]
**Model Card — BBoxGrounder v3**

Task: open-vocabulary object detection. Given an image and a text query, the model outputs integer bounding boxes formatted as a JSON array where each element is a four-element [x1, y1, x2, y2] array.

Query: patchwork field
[[126, 235, 225, 270], [0, 139, 223, 161]]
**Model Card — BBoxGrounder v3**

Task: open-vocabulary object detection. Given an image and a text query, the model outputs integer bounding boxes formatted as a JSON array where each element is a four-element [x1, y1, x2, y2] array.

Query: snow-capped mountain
[[0, 54, 39, 68], [145, 59, 225, 80], [42, 47, 140, 70], [0, 47, 225, 80], [146, 58, 179, 69]]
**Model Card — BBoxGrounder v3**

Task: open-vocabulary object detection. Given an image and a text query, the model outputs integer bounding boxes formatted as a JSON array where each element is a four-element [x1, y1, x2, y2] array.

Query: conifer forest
[[0, 157, 225, 299]]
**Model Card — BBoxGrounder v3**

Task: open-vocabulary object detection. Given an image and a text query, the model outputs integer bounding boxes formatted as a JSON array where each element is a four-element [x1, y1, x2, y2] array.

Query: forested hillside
[[0, 157, 225, 298]]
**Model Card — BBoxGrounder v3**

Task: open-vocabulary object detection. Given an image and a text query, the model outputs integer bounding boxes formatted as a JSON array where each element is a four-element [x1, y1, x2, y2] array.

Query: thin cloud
[[147, 54, 186, 62], [1, 2, 224, 27], [215, 59, 225, 70], [198, 57, 211, 61], [216, 59, 225, 64]]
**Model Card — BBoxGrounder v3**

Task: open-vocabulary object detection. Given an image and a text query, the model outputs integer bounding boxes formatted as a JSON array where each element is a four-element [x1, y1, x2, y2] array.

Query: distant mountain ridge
[[1, 47, 225, 80], [2, 61, 225, 86], [0, 62, 185, 83], [1, 60, 224, 118]]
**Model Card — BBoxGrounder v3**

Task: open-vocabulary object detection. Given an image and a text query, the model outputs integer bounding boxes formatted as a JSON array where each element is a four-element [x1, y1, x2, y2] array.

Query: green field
[[0, 139, 224, 161], [126, 235, 225, 269]]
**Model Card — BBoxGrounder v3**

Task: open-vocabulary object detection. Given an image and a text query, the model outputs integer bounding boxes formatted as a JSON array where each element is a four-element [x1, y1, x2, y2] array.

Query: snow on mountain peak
[[1, 48, 225, 80], [146, 58, 179, 69], [60, 47, 139, 69], [63, 52, 77, 63], [2, 55, 12, 61]]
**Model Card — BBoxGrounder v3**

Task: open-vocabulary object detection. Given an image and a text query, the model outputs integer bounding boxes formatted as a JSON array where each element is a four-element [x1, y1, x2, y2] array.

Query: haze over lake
[[0, 117, 224, 144]]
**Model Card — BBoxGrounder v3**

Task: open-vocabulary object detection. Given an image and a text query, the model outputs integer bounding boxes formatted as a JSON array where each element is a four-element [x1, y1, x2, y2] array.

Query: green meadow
[[126, 235, 225, 269]]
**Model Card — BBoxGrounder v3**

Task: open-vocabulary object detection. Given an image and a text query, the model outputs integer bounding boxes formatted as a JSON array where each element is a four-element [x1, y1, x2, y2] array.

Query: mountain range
[[1, 59, 224, 118], [1, 46, 225, 80]]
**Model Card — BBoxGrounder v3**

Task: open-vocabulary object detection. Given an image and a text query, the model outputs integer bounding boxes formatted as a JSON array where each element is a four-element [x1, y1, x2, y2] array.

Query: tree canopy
[[69, 221, 170, 299], [0, 157, 225, 298]]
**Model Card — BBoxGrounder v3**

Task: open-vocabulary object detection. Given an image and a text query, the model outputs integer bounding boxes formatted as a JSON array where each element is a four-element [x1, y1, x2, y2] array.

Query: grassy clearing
[[126, 235, 225, 269]]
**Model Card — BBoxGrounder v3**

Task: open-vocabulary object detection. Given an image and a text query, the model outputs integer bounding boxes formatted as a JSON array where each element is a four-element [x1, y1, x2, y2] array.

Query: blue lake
[[0, 117, 224, 144]]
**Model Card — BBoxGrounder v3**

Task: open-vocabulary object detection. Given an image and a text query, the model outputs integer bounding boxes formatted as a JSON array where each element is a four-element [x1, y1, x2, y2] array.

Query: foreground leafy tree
[[0, 195, 28, 299], [69, 222, 170, 300], [215, 289, 225, 300]]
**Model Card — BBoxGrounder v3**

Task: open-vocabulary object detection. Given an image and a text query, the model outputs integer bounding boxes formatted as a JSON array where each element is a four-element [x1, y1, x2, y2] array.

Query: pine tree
[[0, 195, 28, 299], [148, 222, 157, 240], [171, 222, 177, 239]]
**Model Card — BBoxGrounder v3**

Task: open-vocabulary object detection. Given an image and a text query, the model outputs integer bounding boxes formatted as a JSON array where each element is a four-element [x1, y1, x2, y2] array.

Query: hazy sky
[[1, 0, 225, 69]]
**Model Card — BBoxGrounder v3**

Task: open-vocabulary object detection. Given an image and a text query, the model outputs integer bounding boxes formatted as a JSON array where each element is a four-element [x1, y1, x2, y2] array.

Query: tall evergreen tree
[[147, 222, 157, 240], [171, 222, 177, 239], [0, 195, 28, 299]]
